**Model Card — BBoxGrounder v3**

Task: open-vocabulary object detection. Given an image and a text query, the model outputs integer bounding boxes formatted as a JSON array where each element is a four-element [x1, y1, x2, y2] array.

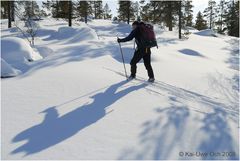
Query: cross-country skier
[[117, 21, 155, 82]]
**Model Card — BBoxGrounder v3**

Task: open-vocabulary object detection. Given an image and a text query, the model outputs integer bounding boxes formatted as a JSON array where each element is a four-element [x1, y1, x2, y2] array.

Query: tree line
[[1, 0, 112, 27], [117, 0, 239, 37], [1, 0, 239, 37]]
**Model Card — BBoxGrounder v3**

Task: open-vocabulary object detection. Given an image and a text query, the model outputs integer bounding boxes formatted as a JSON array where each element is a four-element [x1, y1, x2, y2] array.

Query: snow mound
[[1, 59, 21, 78], [46, 26, 98, 43], [194, 29, 217, 37], [58, 26, 97, 40], [1, 37, 42, 65]]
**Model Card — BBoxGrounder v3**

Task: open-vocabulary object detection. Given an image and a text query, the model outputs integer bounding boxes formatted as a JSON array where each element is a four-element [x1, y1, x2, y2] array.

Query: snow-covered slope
[[1, 18, 239, 160]]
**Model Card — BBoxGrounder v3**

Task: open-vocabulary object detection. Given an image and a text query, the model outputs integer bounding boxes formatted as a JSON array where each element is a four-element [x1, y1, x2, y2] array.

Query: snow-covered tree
[[103, 3, 111, 20], [20, 1, 41, 19]]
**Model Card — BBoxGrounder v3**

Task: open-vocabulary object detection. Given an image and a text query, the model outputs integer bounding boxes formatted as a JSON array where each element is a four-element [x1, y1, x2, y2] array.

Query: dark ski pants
[[130, 48, 154, 78]]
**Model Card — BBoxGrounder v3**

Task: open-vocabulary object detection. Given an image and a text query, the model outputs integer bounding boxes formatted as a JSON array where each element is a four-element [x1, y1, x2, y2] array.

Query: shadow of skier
[[11, 80, 147, 156]]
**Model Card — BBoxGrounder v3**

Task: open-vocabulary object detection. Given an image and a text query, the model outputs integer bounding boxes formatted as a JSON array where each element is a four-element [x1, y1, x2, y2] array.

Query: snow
[[1, 18, 239, 160], [34, 46, 54, 58], [1, 37, 42, 76], [1, 59, 22, 78], [1, 37, 42, 63], [45, 26, 98, 43], [194, 29, 217, 37]]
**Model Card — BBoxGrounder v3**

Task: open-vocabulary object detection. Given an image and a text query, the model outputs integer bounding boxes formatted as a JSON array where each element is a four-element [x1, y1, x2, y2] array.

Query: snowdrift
[[1, 59, 22, 78], [45, 26, 98, 43], [1, 37, 42, 64], [1, 37, 42, 76], [194, 29, 217, 37]]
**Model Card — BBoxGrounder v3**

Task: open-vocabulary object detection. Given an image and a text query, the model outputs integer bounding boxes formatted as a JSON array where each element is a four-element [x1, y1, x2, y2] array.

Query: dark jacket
[[120, 26, 143, 49]]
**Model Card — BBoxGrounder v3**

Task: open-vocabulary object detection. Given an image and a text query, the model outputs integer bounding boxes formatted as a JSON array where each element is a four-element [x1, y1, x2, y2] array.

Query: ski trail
[[103, 67, 239, 123]]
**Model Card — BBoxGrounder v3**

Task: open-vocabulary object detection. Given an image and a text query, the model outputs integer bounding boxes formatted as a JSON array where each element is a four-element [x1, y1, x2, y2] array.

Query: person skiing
[[117, 21, 155, 82]]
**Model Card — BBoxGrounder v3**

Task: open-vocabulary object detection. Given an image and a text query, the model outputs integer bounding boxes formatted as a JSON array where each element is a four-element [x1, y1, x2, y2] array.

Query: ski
[[103, 67, 155, 84]]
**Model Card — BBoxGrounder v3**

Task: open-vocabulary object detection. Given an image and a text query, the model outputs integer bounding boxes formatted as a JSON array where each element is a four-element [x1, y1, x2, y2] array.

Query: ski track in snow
[[1, 19, 239, 160]]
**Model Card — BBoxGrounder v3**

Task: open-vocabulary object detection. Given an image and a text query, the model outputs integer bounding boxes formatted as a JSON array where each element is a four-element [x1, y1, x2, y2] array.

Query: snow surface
[[1, 37, 42, 63], [194, 29, 217, 37], [1, 37, 42, 76], [1, 59, 21, 78], [1, 18, 239, 160]]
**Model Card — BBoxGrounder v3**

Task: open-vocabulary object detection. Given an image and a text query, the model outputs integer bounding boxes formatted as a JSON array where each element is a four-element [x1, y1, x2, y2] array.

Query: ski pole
[[118, 38, 128, 79]]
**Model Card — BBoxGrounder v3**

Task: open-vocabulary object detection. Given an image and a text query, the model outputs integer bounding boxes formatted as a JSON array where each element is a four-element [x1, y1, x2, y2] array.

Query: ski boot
[[148, 78, 155, 83]]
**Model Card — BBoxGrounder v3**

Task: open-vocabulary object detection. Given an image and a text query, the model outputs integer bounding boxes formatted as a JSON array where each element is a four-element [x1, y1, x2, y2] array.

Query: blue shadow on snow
[[11, 80, 147, 156], [179, 49, 205, 57]]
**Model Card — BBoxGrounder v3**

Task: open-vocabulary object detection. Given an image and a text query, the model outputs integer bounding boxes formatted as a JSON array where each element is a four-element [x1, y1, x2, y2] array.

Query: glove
[[117, 38, 122, 43]]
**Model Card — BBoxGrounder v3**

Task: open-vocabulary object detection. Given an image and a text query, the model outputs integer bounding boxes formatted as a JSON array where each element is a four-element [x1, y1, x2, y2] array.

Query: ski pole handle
[[117, 36, 121, 44]]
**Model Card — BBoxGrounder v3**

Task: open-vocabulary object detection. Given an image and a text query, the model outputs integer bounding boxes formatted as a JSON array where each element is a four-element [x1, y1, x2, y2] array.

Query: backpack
[[138, 22, 158, 48]]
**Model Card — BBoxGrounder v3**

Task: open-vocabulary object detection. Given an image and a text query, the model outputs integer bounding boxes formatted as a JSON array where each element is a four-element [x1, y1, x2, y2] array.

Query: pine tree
[[43, 0, 66, 18], [215, 0, 228, 33], [165, 1, 174, 30], [92, 0, 103, 19], [147, 0, 158, 23], [162, 1, 179, 31], [23, 1, 33, 19], [13, 1, 41, 20], [140, 1, 179, 29], [183, 0, 193, 27], [45, 0, 60, 18], [203, 0, 217, 29], [118, 0, 135, 24], [140, 1, 165, 24], [8, 1, 11, 28], [76, 1, 92, 23], [58, 1, 69, 18], [132, 1, 140, 21], [1, 1, 8, 19], [140, 1, 150, 22], [11, 1, 15, 21], [0, 1, 13, 27], [195, 11, 208, 30], [148, 1, 164, 24], [103, 3, 111, 20], [178, 1, 182, 39], [68, 0, 72, 27], [225, 0, 239, 37]]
